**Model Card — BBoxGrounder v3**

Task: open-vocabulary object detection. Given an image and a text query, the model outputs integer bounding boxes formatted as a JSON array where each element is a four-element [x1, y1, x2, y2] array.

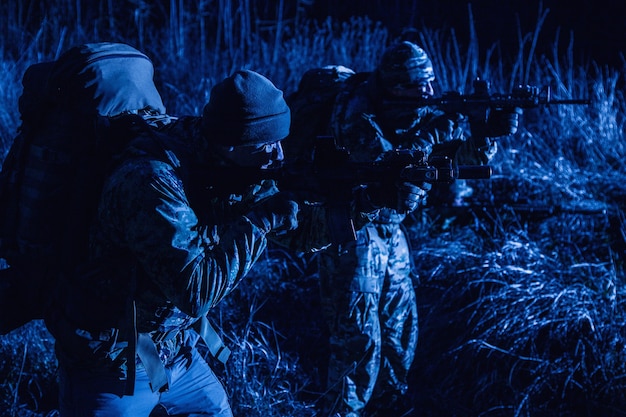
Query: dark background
[[310, 0, 626, 67], [3, 1, 623, 67]]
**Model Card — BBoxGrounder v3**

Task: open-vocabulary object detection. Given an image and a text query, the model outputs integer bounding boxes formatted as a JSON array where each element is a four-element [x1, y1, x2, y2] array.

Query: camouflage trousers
[[319, 221, 418, 415]]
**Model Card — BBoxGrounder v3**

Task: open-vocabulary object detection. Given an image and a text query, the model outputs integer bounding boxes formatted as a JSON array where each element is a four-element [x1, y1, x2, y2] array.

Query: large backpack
[[0, 42, 165, 335], [284, 65, 356, 162]]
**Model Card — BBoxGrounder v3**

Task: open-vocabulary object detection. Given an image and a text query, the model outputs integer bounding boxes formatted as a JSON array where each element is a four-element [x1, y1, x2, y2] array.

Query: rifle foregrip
[[456, 165, 492, 179]]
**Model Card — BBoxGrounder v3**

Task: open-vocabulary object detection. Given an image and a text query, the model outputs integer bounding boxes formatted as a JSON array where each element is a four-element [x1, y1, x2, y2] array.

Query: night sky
[[312, 0, 626, 67]]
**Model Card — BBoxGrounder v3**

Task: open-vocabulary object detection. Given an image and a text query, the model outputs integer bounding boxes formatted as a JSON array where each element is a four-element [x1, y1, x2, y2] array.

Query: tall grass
[[1, 1, 625, 416]]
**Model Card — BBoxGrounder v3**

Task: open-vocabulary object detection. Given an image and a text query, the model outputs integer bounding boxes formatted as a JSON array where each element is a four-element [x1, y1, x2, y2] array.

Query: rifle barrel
[[547, 99, 591, 105], [457, 165, 492, 179]]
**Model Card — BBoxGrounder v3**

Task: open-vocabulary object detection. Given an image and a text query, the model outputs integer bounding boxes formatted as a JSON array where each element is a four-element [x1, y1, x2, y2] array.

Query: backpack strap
[[136, 331, 169, 393], [123, 287, 170, 394], [195, 315, 231, 364], [329, 71, 371, 141]]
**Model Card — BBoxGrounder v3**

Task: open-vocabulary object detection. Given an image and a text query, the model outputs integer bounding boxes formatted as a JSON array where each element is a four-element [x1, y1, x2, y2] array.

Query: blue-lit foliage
[[0, 1, 625, 416]]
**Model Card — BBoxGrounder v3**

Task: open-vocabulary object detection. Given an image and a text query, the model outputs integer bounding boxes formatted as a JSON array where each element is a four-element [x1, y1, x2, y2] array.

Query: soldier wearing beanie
[[298, 41, 523, 417], [202, 69, 291, 146], [52, 69, 299, 416]]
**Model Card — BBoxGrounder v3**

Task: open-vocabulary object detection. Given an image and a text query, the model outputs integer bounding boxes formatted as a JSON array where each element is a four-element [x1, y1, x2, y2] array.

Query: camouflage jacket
[[50, 120, 275, 373]]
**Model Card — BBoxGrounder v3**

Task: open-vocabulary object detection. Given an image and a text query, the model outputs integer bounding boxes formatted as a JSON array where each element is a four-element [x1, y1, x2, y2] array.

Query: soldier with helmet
[[314, 41, 522, 416]]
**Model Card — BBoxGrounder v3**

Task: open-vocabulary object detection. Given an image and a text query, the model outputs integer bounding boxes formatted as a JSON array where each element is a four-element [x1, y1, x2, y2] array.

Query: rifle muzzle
[[456, 165, 492, 179]]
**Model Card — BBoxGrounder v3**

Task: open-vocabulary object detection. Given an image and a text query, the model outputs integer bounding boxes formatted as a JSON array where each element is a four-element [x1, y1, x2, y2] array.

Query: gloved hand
[[365, 181, 430, 213], [485, 107, 523, 137], [246, 192, 299, 234], [396, 181, 431, 213]]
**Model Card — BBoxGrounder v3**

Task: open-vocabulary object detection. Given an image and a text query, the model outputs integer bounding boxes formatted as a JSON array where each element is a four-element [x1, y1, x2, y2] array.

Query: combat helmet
[[378, 41, 435, 90]]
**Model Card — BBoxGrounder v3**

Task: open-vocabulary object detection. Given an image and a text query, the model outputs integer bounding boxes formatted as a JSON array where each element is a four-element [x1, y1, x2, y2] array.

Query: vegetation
[[1, 1, 625, 416]]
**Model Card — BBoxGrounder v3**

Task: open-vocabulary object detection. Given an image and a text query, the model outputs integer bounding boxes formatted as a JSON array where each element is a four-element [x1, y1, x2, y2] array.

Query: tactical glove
[[365, 181, 430, 213], [396, 181, 430, 213], [246, 192, 299, 234], [485, 107, 523, 137]]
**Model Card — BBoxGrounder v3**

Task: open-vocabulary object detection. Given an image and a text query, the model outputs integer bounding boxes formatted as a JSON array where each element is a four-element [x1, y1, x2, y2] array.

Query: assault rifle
[[417, 200, 609, 231], [500, 202, 608, 218], [384, 78, 591, 148], [418, 78, 590, 111], [205, 136, 492, 243]]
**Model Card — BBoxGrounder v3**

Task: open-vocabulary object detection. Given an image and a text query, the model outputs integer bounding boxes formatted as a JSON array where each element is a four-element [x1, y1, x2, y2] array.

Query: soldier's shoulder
[[158, 115, 203, 138]]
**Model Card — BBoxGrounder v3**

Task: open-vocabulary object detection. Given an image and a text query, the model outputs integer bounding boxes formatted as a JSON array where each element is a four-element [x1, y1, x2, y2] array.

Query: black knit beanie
[[202, 70, 291, 146]]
